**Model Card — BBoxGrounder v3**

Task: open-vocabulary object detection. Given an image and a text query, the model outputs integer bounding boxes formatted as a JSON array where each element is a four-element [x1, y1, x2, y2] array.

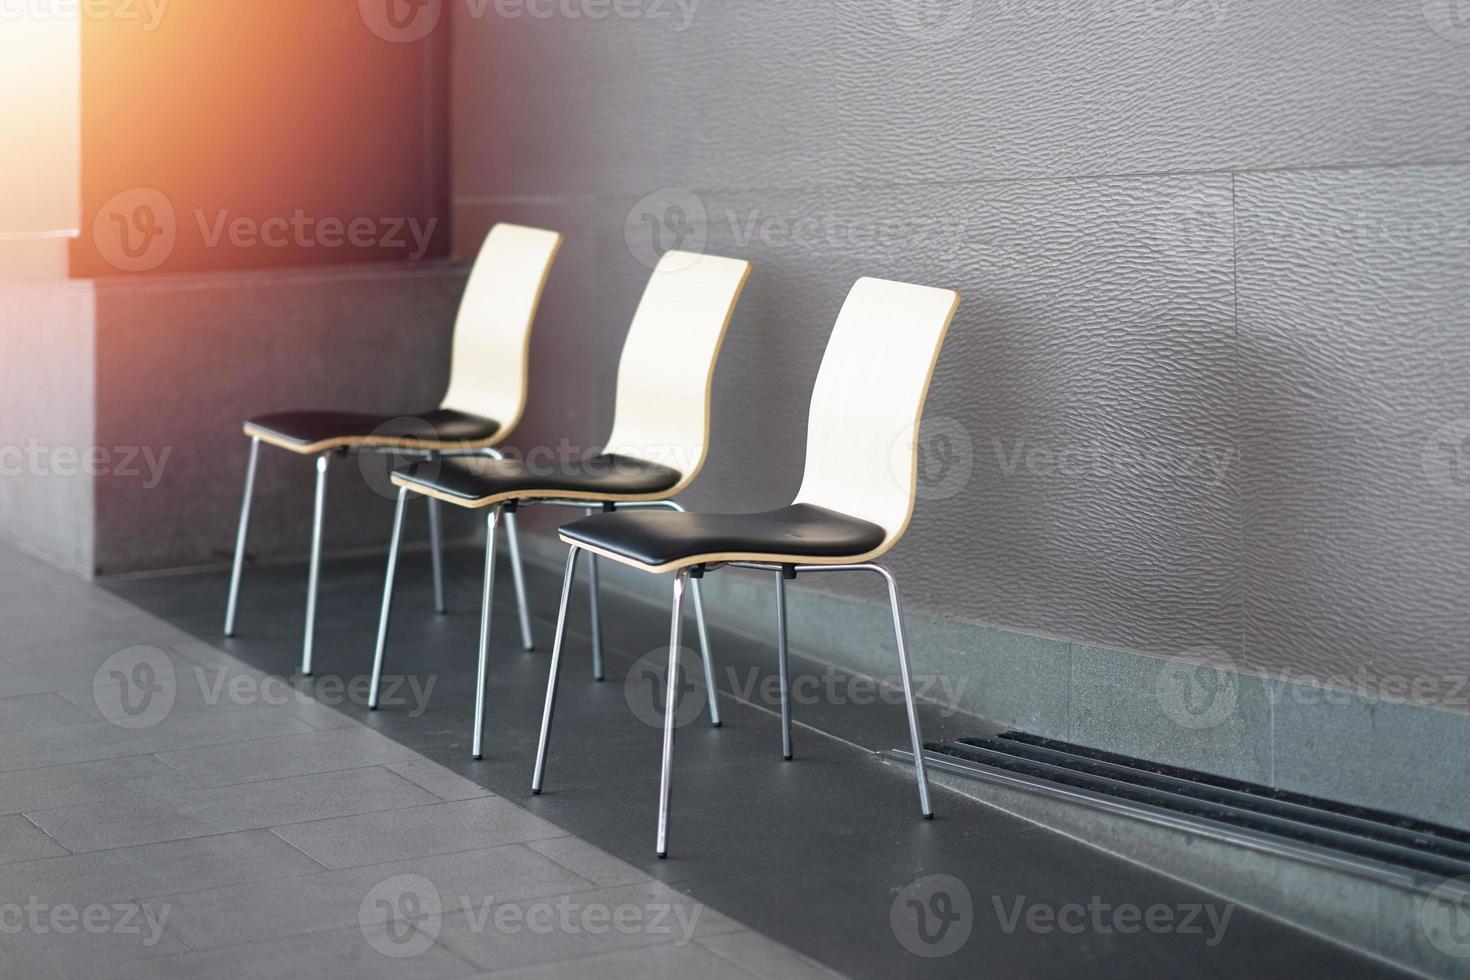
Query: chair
[[535, 276, 961, 857], [369, 250, 753, 762], [223, 223, 564, 676]]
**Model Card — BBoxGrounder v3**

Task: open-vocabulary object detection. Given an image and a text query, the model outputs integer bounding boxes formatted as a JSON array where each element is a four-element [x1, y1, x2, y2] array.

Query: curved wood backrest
[[794, 277, 962, 557], [602, 250, 753, 494], [440, 223, 565, 433]]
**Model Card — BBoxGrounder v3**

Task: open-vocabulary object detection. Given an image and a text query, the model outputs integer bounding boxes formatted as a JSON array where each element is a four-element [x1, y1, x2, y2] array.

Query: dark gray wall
[[449, 2, 1470, 701], [90, 263, 474, 575]]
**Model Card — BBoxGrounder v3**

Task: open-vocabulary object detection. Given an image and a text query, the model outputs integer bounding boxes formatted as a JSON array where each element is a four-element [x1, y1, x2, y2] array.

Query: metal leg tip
[[783, 753, 793, 761], [657, 850, 667, 860], [368, 705, 378, 712], [711, 721, 723, 729], [923, 811, 935, 820], [473, 754, 483, 762], [531, 787, 541, 796]]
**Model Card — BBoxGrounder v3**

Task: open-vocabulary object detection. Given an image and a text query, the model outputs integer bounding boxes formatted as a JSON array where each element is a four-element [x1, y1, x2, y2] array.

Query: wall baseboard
[[517, 534, 1470, 833]]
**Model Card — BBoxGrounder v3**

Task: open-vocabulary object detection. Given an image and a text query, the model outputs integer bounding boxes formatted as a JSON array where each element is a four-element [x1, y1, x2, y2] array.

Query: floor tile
[[699, 930, 848, 980], [0, 757, 203, 816], [67, 921, 476, 980], [154, 727, 421, 786], [435, 879, 742, 973], [271, 796, 566, 870], [0, 813, 68, 863], [0, 830, 320, 905], [165, 843, 593, 950], [27, 767, 437, 852], [470, 940, 761, 980], [526, 837, 652, 889], [386, 757, 495, 802]]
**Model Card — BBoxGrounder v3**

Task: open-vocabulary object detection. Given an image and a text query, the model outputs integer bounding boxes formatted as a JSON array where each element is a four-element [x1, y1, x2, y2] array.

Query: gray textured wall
[[89, 263, 474, 576], [447, 1, 1470, 702], [0, 282, 96, 574]]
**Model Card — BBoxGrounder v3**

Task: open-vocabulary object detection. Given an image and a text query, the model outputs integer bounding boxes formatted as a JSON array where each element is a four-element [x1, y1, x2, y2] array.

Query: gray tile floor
[[0, 544, 842, 980]]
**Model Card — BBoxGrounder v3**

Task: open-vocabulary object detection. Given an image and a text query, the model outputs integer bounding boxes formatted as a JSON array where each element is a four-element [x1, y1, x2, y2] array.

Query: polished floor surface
[[2, 537, 1408, 977]]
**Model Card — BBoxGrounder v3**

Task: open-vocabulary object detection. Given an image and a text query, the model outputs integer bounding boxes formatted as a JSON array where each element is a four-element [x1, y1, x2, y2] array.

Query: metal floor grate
[[894, 731, 1470, 891]]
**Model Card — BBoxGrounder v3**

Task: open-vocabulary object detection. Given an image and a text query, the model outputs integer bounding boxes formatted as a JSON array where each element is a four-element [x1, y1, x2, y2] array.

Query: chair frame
[[221, 223, 561, 674], [371, 490, 721, 760], [367, 249, 750, 760], [532, 551, 930, 858], [223, 440, 537, 675], [528, 275, 960, 857]]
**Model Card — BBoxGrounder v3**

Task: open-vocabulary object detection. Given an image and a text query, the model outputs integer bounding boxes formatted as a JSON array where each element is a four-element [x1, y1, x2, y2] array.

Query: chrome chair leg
[[656, 569, 690, 858], [532, 547, 582, 794], [427, 494, 446, 614], [503, 509, 535, 651], [586, 508, 605, 681], [300, 453, 329, 677], [688, 577, 721, 727], [368, 487, 410, 710], [774, 571, 792, 760], [223, 436, 260, 637], [472, 505, 503, 760], [872, 564, 933, 818], [639, 500, 719, 725]]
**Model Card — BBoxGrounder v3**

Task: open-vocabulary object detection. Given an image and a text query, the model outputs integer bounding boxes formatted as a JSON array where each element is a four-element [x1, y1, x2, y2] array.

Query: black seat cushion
[[559, 504, 886, 568], [245, 409, 499, 450], [394, 453, 683, 504]]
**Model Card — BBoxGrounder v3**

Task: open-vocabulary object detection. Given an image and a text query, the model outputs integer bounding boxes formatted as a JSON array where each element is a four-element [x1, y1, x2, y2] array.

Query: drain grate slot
[[914, 732, 1470, 885]]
